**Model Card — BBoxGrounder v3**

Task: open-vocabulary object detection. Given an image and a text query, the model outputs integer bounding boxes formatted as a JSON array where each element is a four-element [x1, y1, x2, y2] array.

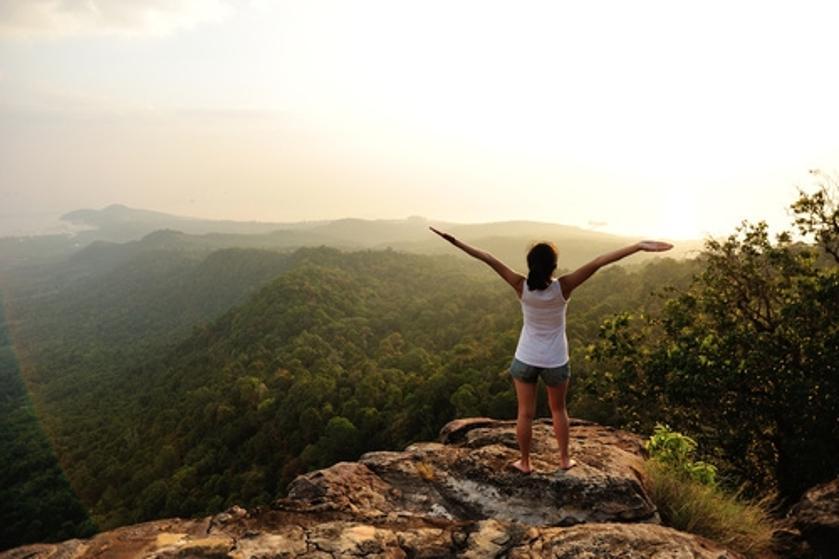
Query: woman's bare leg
[[512, 378, 538, 472], [546, 379, 577, 469]]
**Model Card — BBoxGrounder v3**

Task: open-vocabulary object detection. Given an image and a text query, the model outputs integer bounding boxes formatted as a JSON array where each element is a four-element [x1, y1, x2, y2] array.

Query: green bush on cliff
[[645, 424, 717, 486], [643, 424, 778, 557]]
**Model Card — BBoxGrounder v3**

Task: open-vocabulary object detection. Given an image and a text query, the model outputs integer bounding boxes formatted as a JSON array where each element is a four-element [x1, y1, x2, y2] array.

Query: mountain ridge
[[2, 203, 703, 272], [58, 203, 690, 246]]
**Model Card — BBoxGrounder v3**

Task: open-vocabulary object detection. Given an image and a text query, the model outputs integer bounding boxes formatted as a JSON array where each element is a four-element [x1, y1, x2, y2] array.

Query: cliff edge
[[2, 417, 743, 558]]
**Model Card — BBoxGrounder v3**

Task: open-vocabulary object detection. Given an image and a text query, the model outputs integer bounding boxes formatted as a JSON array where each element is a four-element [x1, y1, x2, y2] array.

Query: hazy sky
[[2, 1, 838, 239]]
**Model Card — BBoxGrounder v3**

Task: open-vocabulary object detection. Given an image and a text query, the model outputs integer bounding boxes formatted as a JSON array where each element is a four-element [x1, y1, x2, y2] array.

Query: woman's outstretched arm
[[429, 226, 525, 294], [559, 240, 673, 299]]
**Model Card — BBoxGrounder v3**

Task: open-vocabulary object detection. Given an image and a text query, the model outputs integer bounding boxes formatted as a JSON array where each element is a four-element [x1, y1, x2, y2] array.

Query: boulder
[[512, 522, 743, 558], [786, 476, 839, 557], [320, 417, 657, 526]]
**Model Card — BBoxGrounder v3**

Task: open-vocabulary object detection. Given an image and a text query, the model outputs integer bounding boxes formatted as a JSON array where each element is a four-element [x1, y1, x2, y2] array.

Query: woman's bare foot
[[508, 458, 532, 474], [558, 458, 577, 470]]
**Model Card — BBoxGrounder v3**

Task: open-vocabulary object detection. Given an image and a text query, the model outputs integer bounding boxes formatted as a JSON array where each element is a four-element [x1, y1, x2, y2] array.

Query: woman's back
[[514, 278, 569, 368]]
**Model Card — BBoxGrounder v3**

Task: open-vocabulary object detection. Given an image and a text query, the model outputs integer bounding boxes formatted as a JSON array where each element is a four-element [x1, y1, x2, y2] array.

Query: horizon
[[1, 201, 714, 242]]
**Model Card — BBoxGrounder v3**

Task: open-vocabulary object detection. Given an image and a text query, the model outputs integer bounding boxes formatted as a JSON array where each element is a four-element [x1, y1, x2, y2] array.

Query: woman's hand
[[429, 226, 455, 243], [637, 240, 674, 252]]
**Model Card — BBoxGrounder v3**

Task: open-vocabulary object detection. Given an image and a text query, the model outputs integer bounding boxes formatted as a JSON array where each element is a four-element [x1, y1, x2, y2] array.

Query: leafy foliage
[[645, 423, 716, 486], [587, 192, 839, 503], [792, 170, 839, 263]]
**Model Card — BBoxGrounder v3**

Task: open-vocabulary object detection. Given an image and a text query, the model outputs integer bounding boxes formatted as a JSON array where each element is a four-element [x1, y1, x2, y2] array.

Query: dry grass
[[643, 459, 780, 557]]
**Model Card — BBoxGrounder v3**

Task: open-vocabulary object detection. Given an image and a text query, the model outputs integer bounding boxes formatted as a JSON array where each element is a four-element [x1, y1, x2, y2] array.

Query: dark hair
[[526, 242, 558, 291]]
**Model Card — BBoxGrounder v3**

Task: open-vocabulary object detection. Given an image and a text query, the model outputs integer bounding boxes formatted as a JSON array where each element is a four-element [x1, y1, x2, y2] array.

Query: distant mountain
[[58, 204, 449, 246], [59, 203, 681, 245], [61, 204, 326, 241], [0, 204, 704, 272]]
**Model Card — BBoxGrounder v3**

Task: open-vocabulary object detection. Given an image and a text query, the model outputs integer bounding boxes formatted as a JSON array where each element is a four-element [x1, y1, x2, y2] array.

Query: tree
[[588, 207, 839, 503], [792, 169, 839, 263], [311, 416, 361, 468]]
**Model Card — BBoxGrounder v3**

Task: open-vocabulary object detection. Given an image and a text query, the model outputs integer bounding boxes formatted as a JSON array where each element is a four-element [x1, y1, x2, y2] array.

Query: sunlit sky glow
[[2, 0, 838, 239]]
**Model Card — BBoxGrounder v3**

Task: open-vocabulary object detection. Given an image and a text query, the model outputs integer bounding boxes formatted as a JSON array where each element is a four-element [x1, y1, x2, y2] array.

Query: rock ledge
[[2, 418, 744, 558]]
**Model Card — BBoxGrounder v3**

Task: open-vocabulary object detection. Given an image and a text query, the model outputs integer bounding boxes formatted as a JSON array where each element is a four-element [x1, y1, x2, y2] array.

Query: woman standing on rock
[[430, 227, 672, 473]]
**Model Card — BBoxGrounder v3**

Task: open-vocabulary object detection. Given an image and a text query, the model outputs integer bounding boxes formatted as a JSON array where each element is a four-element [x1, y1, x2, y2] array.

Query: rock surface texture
[[2, 417, 744, 558], [774, 475, 839, 558]]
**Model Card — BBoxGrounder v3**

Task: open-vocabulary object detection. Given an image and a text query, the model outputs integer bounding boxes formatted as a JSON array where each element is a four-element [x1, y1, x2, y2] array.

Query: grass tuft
[[642, 424, 780, 557], [644, 460, 779, 556]]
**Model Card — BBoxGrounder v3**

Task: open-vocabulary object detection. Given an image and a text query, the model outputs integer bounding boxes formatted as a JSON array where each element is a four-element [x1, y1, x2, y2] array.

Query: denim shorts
[[509, 357, 570, 386]]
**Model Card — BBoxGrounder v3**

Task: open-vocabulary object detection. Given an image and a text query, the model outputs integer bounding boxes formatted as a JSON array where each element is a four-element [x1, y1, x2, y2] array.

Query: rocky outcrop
[[281, 417, 657, 527], [2, 417, 744, 558]]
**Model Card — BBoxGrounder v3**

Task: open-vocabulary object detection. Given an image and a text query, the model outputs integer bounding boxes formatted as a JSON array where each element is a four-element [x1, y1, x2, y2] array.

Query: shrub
[[643, 424, 779, 557], [645, 424, 717, 486]]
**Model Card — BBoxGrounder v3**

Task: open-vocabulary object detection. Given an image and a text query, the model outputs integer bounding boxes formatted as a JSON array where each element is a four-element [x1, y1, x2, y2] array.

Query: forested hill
[[3, 248, 297, 372], [0, 203, 703, 272], [1, 245, 695, 547], [0, 246, 297, 548]]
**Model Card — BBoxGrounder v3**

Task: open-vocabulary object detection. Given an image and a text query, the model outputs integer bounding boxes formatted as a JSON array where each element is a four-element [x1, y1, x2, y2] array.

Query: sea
[[0, 212, 92, 239]]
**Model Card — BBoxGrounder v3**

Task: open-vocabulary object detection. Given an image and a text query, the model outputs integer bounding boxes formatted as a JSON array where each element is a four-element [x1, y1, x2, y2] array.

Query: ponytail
[[527, 267, 552, 291], [526, 242, 558, 291]]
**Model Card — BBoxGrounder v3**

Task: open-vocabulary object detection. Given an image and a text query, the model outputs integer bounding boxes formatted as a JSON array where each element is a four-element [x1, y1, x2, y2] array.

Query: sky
[[1, 0, 838, 239]]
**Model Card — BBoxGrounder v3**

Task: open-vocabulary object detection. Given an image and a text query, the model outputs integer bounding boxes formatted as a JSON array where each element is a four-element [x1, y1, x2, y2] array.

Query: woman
[[430, 226, 672, 474]]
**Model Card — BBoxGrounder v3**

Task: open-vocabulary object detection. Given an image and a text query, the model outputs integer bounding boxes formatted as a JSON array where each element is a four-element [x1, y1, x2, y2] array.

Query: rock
[[0, 517, 213, 559], [208, 505, 249, 532], [151, 534, 234, 558], [459, 519, 517, 558], [3, 519, 742, 559], [280, 461, 397, 518], [2, 417, 745, 559], [787, 476, 839, 557], [0, 540, 87, 559], [438, 417, 499, 444], [769, 521, 817, 559], [287, 418, 658, 526], [510, 522, 744, 558], [230, 528, 307, 559]]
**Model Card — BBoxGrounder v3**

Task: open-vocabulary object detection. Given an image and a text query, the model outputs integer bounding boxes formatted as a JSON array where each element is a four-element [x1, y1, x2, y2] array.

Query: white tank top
[[514, 278, 569, 368]]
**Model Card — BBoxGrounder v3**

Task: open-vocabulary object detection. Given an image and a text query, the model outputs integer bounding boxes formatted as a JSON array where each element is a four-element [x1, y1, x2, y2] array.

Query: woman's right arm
[[429, 226, 525, 295], [559, 241, 672, 299]]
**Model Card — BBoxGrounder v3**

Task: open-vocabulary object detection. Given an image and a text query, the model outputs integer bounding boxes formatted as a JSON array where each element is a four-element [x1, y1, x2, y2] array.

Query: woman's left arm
[[430, 227, 524, 294], [559, 240, 673, 299]]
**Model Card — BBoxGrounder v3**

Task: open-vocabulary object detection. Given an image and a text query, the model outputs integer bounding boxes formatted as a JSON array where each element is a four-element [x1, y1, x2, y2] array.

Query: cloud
[[0, 0, 236, 39]]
